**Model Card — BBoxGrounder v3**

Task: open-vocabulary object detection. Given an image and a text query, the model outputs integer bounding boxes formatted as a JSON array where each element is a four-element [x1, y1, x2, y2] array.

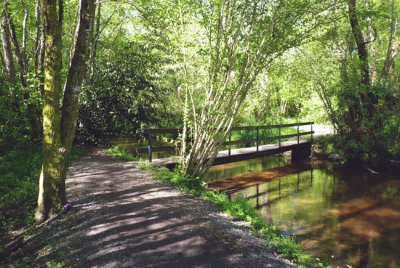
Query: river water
[[206, 156, 400, 267]]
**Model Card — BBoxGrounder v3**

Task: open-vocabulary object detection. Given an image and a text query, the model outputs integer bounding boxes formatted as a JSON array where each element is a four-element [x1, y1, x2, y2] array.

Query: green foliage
[[150, 166, 324, 267], [334, 83, 400, 165], [230, 127, 298, 147], [76, 42, 179, 144], [45, 252, 70, 268], [0, 145, 41, 233], [314, 135, 337, 155], [107, 146, 139, 161], [138, 160, 154, 170], [0, 81, 40, 152], [0, 146, 86, 235]]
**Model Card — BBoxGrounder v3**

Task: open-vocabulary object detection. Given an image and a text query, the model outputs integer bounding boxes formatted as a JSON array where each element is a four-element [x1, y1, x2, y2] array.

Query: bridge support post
[[278, 126, 281, 148], [228, 131, 231, 156], [256, 126, 259, 152]]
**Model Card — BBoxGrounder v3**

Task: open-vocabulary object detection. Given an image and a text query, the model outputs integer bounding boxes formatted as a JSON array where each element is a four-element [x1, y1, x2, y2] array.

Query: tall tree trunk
[[1, 1, 15, 85], [34, 0, 46, 96], [21, 0, 28, 58], [38, 34, 45, 95], [60, 0, 95, 169], [34, 0, 41, 73], [36, 0, 64, 223], [348, 0, 370, 86], [88, 1, 100, 78], [382, 0, 399, 80], [7, 8, 28, 88], [36, 0, 95, 222], [367, 15, 376, 83], [347, 0, 378, 127]]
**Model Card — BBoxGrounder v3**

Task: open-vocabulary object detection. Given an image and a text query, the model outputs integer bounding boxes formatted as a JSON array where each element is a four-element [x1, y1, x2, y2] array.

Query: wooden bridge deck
[[153, 139, 312, 169]]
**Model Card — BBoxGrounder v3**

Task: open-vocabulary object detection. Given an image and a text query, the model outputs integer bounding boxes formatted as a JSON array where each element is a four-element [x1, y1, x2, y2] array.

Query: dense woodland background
[[0, 0, 399, 249]]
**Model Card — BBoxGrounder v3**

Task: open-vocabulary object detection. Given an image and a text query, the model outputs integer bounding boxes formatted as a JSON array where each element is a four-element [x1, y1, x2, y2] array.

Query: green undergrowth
[[0, 145, 87, 236], [146, 164, 329, 267], [314, 135, 338, 155], [107, 145, 139, 161]]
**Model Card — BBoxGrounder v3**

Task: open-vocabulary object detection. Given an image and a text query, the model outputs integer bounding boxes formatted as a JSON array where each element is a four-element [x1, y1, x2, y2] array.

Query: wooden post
[[311, 123, 313, 142], [147, 129, 152, 162], [297, 123, 300, 144], [278, 126, 281, 148], [256, 126, 259, 152], [256, 184, 260, 208], [228, 130, 231, 156]]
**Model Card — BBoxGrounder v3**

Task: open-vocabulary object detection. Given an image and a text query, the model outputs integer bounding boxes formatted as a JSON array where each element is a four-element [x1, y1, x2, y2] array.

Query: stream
[[206, 156, 400, 267]]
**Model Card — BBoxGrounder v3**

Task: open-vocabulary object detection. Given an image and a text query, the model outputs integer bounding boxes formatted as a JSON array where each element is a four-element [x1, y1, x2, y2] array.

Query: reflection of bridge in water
[[206, 166, 314, 225], [207, 165, 313, 193], [234, 169, 314, 208]]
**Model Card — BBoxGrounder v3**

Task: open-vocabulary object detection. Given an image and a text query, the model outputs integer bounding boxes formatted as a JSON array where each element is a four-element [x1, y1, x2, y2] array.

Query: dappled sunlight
[[3, 149, 291, 267]]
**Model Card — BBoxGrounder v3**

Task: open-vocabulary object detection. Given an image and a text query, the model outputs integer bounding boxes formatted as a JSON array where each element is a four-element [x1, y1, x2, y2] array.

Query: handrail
[[141, 122, 314, 161], [142, 122, 314, 134]]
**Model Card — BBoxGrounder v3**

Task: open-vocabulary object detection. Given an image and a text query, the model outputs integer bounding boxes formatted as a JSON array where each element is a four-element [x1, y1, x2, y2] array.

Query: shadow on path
[[4, 149, 293, 268]]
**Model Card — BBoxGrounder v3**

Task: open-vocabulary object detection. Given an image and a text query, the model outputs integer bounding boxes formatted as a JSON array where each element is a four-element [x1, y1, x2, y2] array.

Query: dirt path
[[4, 149, 294, 267]]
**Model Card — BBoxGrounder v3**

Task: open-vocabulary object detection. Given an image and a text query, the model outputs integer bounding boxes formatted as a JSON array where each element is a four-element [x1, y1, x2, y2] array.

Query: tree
[[382, 0, 399, 80], [291, 0, 400, 163], [178, 0, 327, 177], [1, 0, 15, 85], [36, 0, 95, 222]]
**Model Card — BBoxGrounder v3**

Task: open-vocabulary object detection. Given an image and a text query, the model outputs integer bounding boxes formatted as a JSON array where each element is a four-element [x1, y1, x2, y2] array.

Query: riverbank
[[2, 149, 296, 267]]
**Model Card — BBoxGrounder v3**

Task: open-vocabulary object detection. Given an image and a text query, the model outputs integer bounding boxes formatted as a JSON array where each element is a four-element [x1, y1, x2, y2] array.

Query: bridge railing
[[140, 122, 314, 162]]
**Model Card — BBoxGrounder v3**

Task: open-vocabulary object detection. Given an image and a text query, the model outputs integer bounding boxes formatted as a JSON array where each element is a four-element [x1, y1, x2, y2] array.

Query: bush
[[334, 83, 400, 166], [76, 43, 179, 145]]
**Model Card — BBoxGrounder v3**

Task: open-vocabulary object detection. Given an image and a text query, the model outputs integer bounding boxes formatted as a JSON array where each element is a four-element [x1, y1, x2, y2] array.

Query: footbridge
[[140, 122, 314, 168]]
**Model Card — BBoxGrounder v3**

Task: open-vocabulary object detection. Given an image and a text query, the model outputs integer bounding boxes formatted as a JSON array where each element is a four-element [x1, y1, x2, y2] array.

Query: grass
[[146, 164, 328, 267], [0, 145, 87, 235], [107, 145, 139, 161]]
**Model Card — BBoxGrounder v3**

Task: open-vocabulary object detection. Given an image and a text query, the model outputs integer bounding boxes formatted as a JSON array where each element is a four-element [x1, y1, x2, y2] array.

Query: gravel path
[[4, 149, 295, 268]]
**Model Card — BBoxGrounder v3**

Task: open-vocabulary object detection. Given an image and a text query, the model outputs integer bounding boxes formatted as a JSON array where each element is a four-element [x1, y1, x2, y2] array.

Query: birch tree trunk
[[382, 0, 399, 80], [34, 0, 42, 73], [1, 1, 15, 85], [7, 8, 28, 87]]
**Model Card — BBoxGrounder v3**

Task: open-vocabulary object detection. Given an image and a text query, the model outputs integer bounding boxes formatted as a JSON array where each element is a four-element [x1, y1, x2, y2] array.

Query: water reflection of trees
[[232, 168, 400, 267]]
